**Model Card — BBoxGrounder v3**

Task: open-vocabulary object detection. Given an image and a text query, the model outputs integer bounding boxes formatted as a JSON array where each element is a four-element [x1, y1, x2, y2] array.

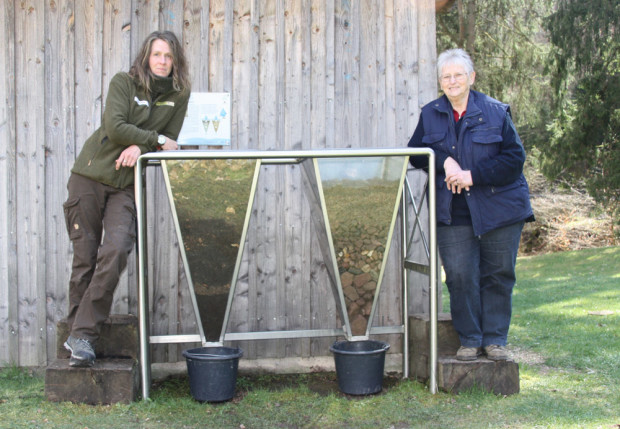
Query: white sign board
[[177, 92, 231, 146]]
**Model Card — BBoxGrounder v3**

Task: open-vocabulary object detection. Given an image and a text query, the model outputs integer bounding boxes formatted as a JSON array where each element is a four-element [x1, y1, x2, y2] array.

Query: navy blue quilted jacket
[[408, 90, 534, 236]]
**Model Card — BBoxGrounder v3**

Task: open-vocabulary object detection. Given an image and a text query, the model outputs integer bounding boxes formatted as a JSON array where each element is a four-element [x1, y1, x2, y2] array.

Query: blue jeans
[[437, 222, 524, 348]]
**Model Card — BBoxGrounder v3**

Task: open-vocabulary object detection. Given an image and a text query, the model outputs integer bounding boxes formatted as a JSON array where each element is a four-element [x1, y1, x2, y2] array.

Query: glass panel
[[318, 156, 406, 335], [165, 159, 257, 341]]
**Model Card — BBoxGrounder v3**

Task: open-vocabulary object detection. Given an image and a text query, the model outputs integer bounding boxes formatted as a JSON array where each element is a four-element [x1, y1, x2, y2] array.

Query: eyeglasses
[[440, 73, 468, 83]]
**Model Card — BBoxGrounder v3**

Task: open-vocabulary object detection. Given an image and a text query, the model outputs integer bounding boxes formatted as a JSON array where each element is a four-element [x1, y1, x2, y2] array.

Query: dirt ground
[[519, 166, 616, 255]]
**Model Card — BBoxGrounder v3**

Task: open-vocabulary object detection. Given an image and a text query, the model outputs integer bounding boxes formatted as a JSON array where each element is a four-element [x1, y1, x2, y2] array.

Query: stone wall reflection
[[321, 157, 404, 335]]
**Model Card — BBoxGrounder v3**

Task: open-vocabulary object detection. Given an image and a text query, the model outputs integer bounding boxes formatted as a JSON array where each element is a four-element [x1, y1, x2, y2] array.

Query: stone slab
[[56, 314, 138, 360], [45, 358, 140, 404], [438, 357, 520, 395]]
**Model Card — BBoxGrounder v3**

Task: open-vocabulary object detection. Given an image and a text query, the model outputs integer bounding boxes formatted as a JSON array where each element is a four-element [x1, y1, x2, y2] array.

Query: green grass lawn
[[1, 246, 618, 428]]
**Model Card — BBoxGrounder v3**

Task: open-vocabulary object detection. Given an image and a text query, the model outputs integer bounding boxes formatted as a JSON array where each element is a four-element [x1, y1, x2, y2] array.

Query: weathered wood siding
[[0, 0, 437, 366]]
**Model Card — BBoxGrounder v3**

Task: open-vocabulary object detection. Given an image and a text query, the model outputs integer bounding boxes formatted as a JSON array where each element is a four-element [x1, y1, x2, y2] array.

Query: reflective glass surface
[[317, 156, 407, 335], [164, 159, 257, 341]]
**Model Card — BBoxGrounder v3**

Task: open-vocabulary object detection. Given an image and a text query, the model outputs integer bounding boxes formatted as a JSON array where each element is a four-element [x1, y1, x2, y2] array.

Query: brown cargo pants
[[63, 173, 136, 344]]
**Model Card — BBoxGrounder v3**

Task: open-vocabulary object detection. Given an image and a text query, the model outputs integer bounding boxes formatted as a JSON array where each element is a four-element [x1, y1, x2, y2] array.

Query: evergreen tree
[[436, 0, 554, 148], [543, 0, 619, 223]]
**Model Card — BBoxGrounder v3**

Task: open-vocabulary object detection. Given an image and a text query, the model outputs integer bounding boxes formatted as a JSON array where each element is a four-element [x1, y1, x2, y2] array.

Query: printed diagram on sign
[[202, 104, 227, 133], [177, 92, 231, 146]]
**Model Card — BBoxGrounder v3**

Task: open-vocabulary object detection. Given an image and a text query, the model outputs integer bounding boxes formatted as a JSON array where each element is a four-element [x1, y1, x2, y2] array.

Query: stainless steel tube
[[135, 148, 435, 399]]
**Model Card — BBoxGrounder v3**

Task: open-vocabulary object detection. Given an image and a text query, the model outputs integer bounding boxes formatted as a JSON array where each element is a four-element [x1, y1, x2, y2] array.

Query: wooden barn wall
[[0, 0, 437, 367]]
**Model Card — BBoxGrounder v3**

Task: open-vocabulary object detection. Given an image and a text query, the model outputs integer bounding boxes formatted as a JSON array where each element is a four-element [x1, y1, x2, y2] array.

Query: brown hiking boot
[[484, 344, 509, 361], [456, 346, 482, 361]]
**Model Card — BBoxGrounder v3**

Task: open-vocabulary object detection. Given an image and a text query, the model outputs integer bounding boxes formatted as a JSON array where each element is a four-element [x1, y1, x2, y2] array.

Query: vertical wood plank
[[359, 0, 377, 149], [250, 0, 281, 358], [226, 0, 257, 350], [407, 0, 420, 131], [282, 0, 307, 356], [160, 0, 184, 32], [373, 211, 404, 353], [74, 0, 104, 154], [310, 0, 326, 149], [371, 1, 402, 353], [102, 0, 132, 108], [263, 0, 287, 358], [104, 0, 133, 318], [407, 0, 436, 315], [171, 0, 209, 362], [231, 0, 256, 150], [71, 2, 105, 352], [406, 169, 433, 314], [141, 0, 187, 363], [209, 0, 233, 92], [70, 1, 104, 363], [374, 0, 387, 148], [184, 0, 210, 92], [384, 0, 396, 147], [297, 0, 313, 357], [131, 0, 166, 362], [15, 0, 47, 366], [131, 0, 159, 53], [235, 0, 260, 352], [147, 0, 186, 364], [149, 188, 180, 363], [272, 0, 287, 358], [164, 0, 210, 361], [245, 0, 276, 359], [45, 0, 76, 362], [308, 0, 336, 356], [334, 0, 360, 149], [175, 253, 200, 361], [323, 0, 335, 149], [0, 0, 19, 365], [393, 0, 418, 144], [417, 0, 437, 110]]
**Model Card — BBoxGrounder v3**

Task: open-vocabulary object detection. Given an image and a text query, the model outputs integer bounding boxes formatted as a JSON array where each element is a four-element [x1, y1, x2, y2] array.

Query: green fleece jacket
[[71, 72, 190, 189]]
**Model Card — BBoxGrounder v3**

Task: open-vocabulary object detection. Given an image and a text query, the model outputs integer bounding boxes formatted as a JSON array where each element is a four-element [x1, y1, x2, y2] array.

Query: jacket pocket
[[471, 127, 502, 158], [481, 176, 525, 197], [478, 177, 531, 226], [422, 132, 448, 152], [63, 197, 83, 240]]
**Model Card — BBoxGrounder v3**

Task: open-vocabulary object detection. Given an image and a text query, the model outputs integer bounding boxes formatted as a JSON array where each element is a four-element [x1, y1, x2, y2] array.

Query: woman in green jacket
[[62, 31, 191, 367]]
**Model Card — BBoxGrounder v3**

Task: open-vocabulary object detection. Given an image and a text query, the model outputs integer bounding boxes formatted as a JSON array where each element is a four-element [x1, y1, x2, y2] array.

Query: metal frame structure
[[135, 148, 437, 399]]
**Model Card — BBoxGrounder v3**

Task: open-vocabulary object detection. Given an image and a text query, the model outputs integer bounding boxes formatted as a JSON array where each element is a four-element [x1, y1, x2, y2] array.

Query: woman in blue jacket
[[408, 49, 534, 361]]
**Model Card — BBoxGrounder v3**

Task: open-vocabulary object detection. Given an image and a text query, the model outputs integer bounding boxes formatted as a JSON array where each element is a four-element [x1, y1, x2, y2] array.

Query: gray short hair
[[437, 48, 475, 79]]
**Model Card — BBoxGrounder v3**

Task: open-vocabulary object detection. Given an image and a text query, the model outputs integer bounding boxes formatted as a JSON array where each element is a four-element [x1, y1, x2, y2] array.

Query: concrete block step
[[45, 358, 139, 404], [56, 314, 138, 360]]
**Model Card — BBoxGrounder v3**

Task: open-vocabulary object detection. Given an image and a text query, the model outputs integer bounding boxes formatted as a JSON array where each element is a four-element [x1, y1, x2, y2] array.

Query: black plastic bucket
[[330, 340, 390, 395], [182, 346, 243, 402]]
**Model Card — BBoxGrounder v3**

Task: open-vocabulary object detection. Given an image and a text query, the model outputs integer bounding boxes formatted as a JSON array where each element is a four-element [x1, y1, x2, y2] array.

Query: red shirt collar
[[453, 109, 466, 122]]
